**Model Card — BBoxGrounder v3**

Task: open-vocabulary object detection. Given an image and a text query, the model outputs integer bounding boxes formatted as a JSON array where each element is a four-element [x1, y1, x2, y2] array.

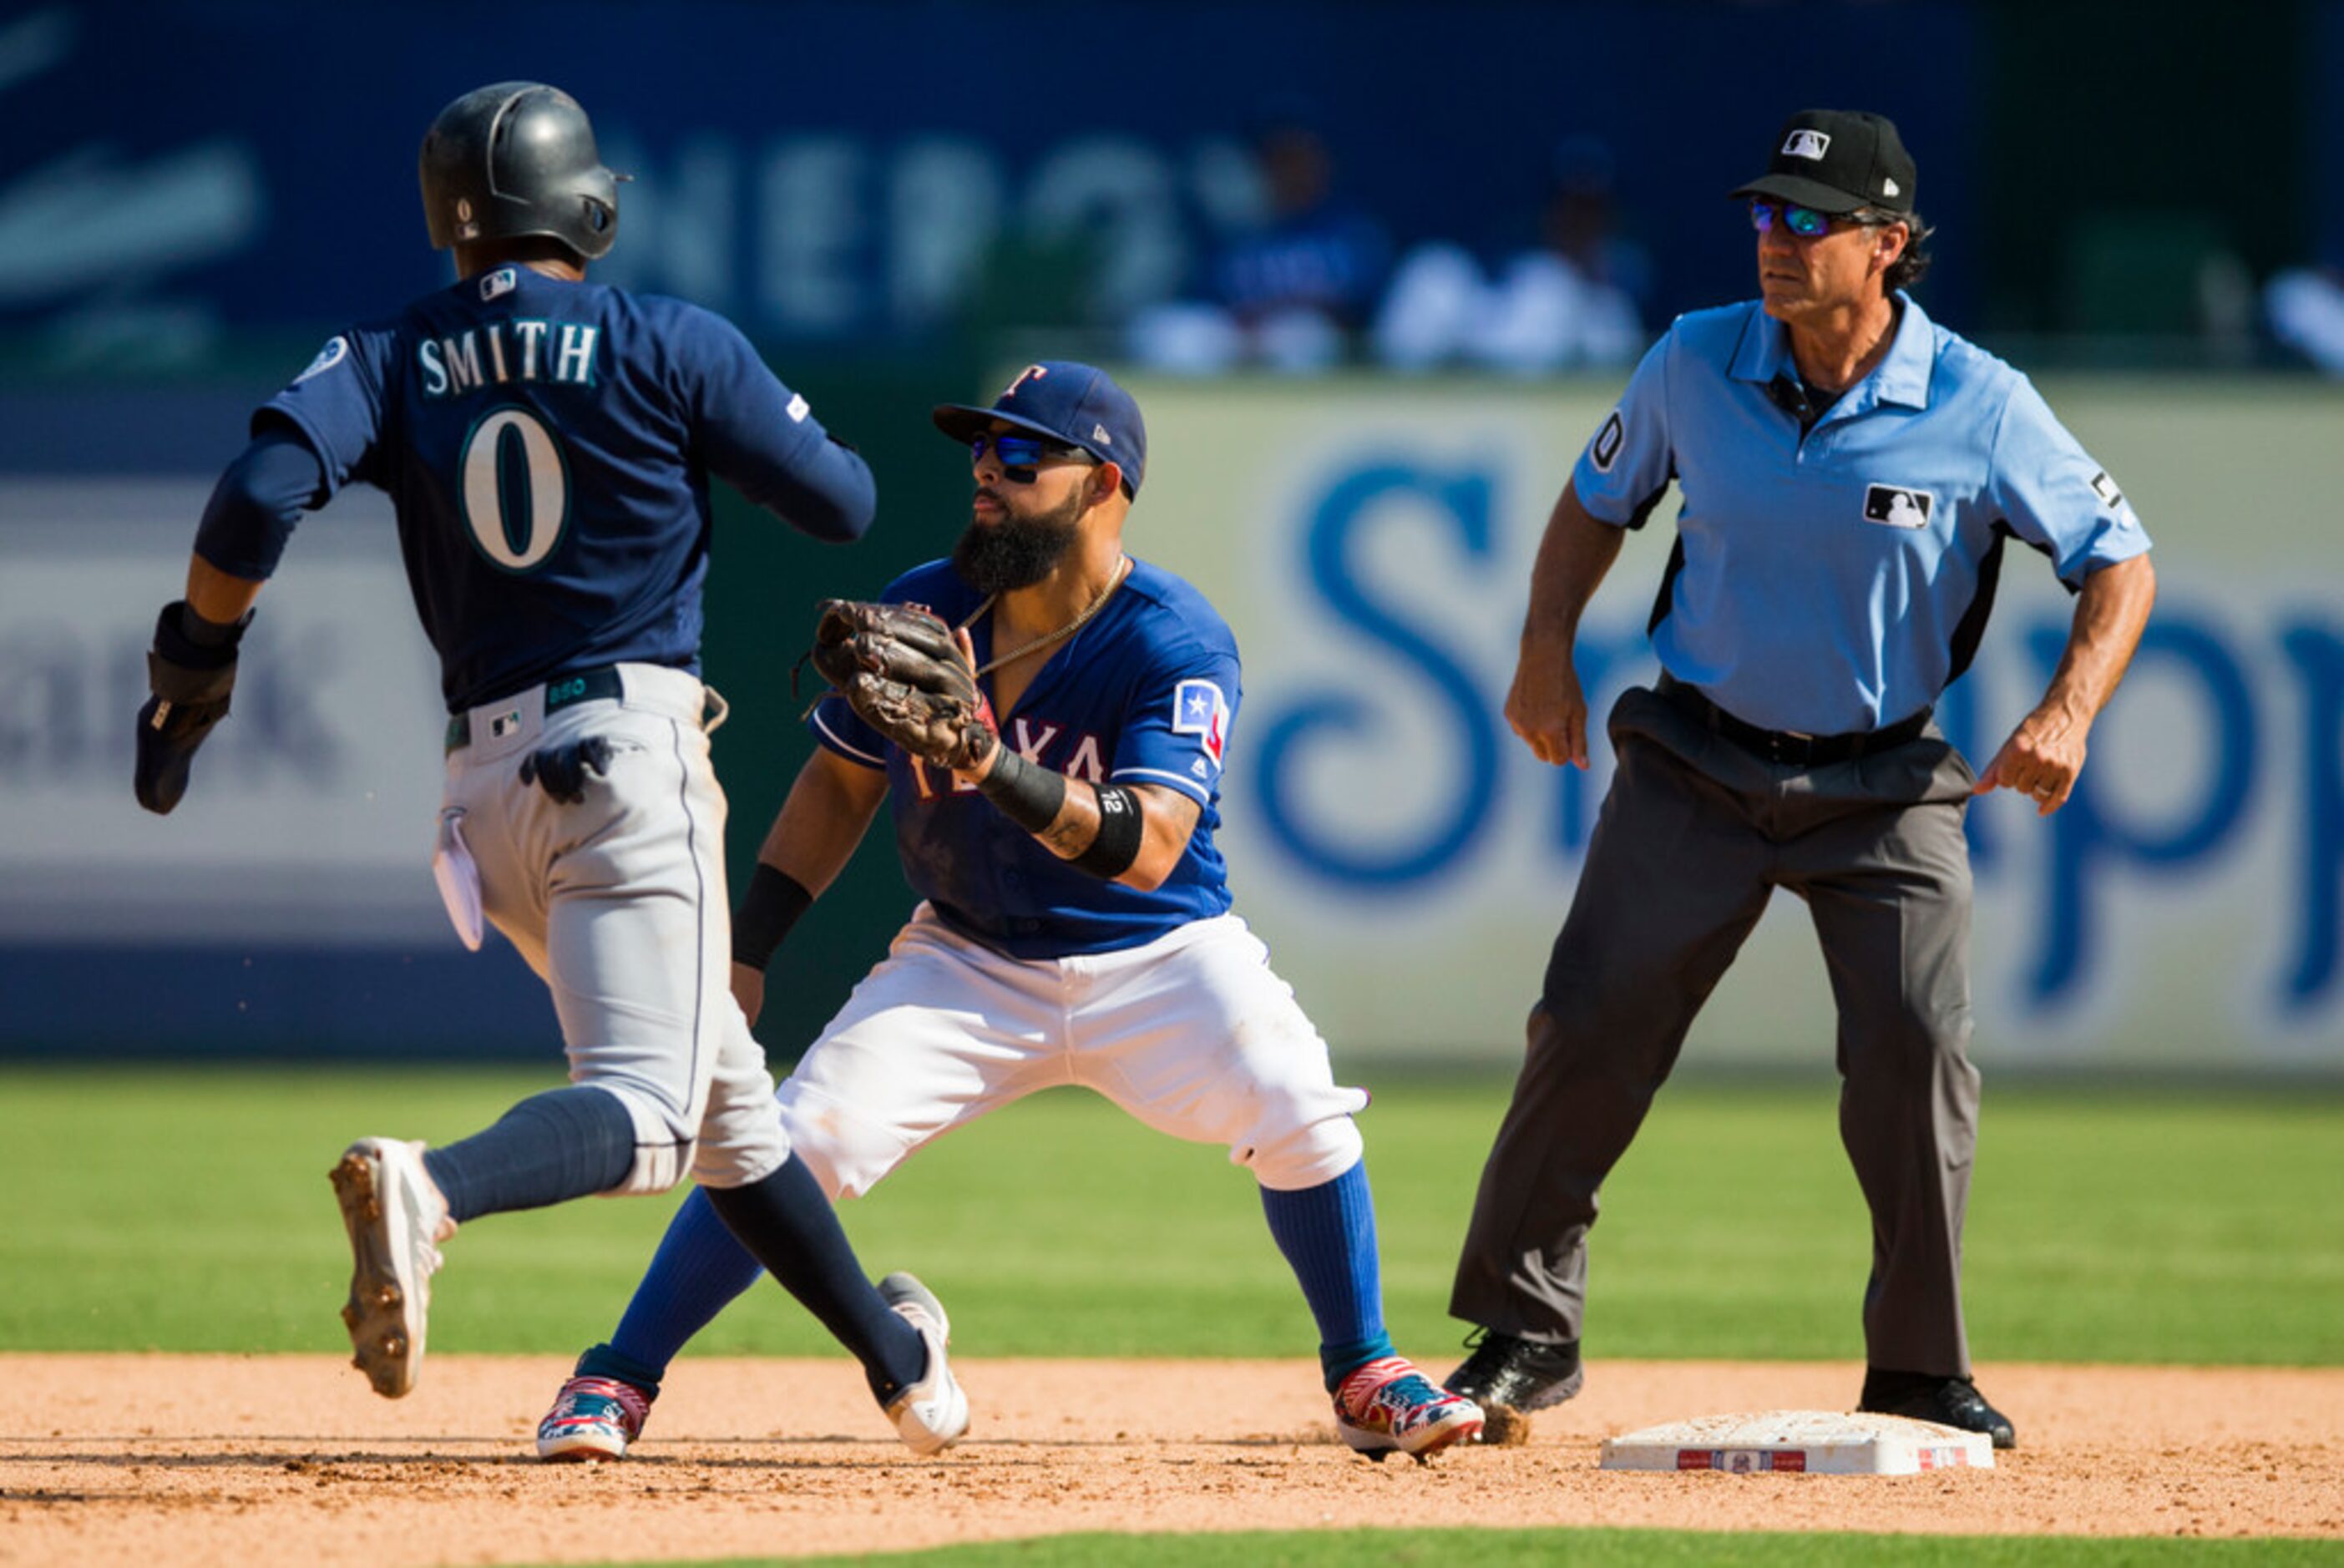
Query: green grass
[[616, 1526, 2344, 1566], [0, 1067, 2337, 1366]]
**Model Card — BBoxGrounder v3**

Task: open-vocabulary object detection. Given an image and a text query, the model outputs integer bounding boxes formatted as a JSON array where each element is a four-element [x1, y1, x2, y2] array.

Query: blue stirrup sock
[[422, 1085, 635, 1224], [700, 1156, 929, 1406], [1259, 1160, 1395, 1391], [580, 1183, 768, 1400]]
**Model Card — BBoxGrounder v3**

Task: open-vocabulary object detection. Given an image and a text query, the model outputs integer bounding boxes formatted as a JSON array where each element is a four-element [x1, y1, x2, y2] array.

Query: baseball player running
[[529, 362, 1485, 1464], [1443, 109, 2156, 1447], [133, 81, 965, 1454]]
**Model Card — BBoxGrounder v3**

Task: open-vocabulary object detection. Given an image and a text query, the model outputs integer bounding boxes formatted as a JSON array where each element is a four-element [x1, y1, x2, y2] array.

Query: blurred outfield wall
[[3, 372, 2340, 1073]]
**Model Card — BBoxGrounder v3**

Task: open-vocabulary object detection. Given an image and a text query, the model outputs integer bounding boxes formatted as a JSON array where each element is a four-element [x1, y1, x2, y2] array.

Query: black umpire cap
[[1731, 109, 1916, 215]]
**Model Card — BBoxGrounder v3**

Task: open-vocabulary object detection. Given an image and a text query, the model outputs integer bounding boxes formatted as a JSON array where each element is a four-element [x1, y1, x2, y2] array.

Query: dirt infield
[[3, 1354, 2339, 1565]]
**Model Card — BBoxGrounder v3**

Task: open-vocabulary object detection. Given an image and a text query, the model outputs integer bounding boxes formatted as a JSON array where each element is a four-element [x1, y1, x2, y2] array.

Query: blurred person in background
[[2266, 246, 2344, 374], [1375, 136, 1650, 375], [1129, 105, 1389, 373], [1441, 109, 2157, 1449]]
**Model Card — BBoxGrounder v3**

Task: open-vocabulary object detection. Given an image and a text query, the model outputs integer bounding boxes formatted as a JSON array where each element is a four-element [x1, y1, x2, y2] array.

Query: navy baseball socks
[[547, 1171, 956, 1462], [419, 1093, 925, 1403], [580, 1162, 927, 1408], [703, 1160, 931, 1405], [1258, 1161, 1395, 1389], [581, 1181, 766, 1396], [422, 1086, 636, 1220], [541, 1181, 745, 1462]]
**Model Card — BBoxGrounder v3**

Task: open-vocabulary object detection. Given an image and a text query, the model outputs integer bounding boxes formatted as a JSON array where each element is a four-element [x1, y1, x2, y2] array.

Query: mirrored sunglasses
[[970, 432, 1097, 482], [1749, 199, 1852, 239]]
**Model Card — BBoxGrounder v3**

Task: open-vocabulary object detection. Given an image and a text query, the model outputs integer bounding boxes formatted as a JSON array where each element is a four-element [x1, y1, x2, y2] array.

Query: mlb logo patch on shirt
[[1862, 484, 1935, 529], [1172, 679, 1229, 766]]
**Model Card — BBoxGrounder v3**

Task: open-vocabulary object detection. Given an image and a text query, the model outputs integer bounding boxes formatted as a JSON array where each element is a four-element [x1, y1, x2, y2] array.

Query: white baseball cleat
[[329, 1137, 453, 1399], [877, 1272, 969, 1455]]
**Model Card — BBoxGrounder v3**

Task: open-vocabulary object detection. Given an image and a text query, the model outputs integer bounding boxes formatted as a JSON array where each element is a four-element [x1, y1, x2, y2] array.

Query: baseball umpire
[[527, 362, 1486, 1465], [133, 81, 966, 1453], [1442, 109, 2157, 1448]]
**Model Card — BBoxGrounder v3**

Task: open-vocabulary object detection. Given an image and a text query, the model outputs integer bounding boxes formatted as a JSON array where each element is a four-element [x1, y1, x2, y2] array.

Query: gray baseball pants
[[1450, 680, 1982, 1378]]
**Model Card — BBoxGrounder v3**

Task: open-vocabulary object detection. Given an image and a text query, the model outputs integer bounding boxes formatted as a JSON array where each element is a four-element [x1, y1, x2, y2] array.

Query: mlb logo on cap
[[1733, 108, 1917, 215]]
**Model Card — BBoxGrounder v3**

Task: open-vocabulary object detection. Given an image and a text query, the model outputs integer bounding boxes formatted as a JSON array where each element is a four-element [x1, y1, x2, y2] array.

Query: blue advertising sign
[[0, 1, 1981, 352]]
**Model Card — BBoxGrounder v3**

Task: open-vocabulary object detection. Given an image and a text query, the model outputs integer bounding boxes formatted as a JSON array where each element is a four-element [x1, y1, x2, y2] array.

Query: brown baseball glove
[[810, 599, 998, 771]]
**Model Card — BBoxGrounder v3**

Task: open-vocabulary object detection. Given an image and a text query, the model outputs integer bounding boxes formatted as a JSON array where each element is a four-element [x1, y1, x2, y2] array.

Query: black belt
[[445, 665, 625, 752], [1659, 676, 1931, 767]]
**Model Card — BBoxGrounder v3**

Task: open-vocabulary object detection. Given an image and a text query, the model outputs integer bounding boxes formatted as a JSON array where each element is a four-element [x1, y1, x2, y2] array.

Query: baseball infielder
[[133, 81, 964, 1454], [530, 362, 1486, 1464]]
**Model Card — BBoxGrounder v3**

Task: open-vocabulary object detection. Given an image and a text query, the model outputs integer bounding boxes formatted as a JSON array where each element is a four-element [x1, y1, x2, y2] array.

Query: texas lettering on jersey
[[906, 717, 1106, 801]]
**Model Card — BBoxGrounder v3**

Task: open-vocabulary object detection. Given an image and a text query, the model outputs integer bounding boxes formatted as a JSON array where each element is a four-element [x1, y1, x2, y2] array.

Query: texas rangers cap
[[1730, 109, 1916, 215], [933, 361, 1147, 498]]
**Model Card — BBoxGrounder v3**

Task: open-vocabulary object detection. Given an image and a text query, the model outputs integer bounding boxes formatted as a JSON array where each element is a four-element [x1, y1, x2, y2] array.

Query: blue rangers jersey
[[813, 559, 1239, 959], [231, 265, 873, 711]]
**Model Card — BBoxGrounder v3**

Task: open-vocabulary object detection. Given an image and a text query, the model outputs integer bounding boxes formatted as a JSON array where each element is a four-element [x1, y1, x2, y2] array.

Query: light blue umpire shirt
[[1572, 291, 2153, 736]]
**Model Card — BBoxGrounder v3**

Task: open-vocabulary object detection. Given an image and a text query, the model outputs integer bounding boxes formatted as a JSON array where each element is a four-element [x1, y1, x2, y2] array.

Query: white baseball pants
[[775, 904, 1368, 1198]]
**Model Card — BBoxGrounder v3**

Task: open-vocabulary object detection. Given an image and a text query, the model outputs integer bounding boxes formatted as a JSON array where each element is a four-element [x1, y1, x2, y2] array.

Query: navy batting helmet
[[419, 82, 621, 261]]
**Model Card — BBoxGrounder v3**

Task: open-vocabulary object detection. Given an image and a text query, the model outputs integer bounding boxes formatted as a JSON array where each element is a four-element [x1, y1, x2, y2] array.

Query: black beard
[[953, 488, 1085, 594]]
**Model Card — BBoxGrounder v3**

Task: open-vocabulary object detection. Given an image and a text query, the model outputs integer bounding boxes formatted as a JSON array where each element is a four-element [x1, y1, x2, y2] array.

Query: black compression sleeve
[[192, 427, 329, 581], [975, 749, 1068, 834], [1071, 784, 1146, 879], [178, 602, 249, 650], [732, 863, 814, 971]]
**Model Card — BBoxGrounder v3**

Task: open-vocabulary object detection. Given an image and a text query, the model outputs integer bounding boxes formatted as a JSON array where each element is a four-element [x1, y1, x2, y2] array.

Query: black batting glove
[[134, 600, 247, 816], [519, 735, 615, 805]]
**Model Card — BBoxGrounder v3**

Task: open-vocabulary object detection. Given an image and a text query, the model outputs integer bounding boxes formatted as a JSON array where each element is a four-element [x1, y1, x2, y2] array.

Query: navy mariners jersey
[[813, 559, 1239, 960], [246, 266, 872, 711], [1574, 293, 2153, 735]]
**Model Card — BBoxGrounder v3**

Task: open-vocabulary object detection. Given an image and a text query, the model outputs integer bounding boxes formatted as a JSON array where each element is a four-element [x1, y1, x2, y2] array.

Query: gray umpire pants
[[1450, 680, 1982, 1378]]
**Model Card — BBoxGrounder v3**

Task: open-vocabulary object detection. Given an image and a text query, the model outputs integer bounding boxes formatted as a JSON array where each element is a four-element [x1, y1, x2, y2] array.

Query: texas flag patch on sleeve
[[1172, 678, 1229, 766]]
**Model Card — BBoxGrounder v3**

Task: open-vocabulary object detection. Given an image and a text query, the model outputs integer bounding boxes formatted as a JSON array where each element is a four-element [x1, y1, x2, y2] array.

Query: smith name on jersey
[[813, 559, 1242, 960]]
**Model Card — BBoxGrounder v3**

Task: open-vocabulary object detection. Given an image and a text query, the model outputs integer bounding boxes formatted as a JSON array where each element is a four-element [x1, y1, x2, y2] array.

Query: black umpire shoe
[[1858, 1368, 2017, 1449], [1443, 1328, 1585, 1411]]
